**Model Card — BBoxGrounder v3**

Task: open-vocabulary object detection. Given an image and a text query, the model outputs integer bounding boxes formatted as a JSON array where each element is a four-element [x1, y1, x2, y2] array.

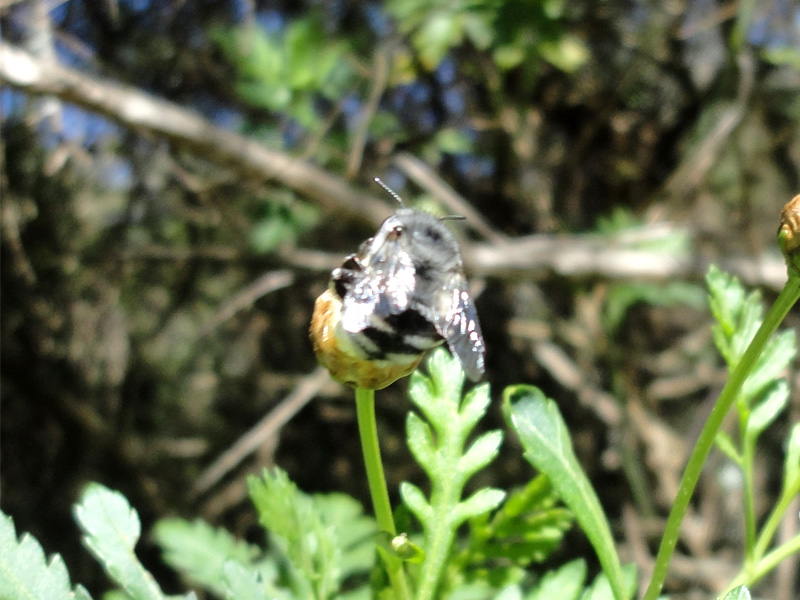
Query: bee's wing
[[435, 273, 485, 381], [341, 243, 416, 332]]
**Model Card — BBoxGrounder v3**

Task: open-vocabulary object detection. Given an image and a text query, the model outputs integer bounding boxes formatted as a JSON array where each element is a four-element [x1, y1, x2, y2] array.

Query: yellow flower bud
[[778, 194, 800, 272]]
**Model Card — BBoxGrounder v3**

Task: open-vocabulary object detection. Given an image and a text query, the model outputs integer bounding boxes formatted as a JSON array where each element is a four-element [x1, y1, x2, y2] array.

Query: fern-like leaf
[[74, 483, 176, 600], [0, 512, 90, 600]]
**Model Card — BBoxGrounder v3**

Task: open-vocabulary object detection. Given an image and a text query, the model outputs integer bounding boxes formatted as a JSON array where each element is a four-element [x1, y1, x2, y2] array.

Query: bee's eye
[[388, 224, 404, 239], [422, 225, 442, 243]]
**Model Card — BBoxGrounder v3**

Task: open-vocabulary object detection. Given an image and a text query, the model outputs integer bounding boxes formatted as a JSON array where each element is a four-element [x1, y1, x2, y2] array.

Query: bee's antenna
[[439, 215, 466, 221], [374, 177, 405, 208]]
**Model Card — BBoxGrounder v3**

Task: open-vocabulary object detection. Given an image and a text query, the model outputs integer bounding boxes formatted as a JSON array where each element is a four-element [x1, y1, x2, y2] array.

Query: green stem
[[416, 427, 464, 600], [642, 274, 800, 600], [355, 387, 411, 600], [724, 533, 800, 594], [741, 433, 757, 566], [753, 479, 800, 561]]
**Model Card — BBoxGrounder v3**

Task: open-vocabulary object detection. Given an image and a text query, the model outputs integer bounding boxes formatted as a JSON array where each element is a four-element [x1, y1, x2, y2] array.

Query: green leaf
[[312, 494, 377, 578], [746, 380, 789, 440], [459, 383, 493, 433], [403, 348, 503, 598], [715, 431, 742, 464], [784, 422, 800, 488], [578, 564, 637, 600], [720, 585, 751, 600], [603, 280, 704, 334], [248, 469, 375, 600], [538, 35, 589, 73], [434, 128, 474, 155], [152, 518, 262, 596], [73, 483, 166, 600], [459, 430, 504, 474], [525, 558, 586, 600], [0, 512, 84, 600], [504, 386, 629, 600], [406, 411, 436, 473], [707, 265, 743, 329], [399, 481, 432, 525], [414, 12, 462, 70], [742, 330, 796, 401], [452, 488, 506, 523], [222, 561, 269, 600], [73, 586, 94, 600]]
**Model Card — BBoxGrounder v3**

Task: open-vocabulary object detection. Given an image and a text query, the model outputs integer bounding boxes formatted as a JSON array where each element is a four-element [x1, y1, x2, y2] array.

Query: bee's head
[[390, 209, 461, 268]]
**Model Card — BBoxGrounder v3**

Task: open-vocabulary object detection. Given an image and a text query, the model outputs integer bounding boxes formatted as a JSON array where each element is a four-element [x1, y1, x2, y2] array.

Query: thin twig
[[0, 42, 393, 226], [118, 237, 788, 290], [201, 270, 294, 335], [347, 47, 390, 180], [191, 367, 330, 496], [393, 152, 509, 245]]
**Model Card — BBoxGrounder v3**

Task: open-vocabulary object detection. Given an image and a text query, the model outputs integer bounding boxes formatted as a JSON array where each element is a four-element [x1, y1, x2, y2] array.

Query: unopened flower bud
[[778, 194, 800, 273]]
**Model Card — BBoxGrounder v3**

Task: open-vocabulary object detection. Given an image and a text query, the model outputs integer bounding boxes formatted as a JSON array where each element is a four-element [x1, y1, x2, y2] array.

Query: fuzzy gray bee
[[310, 180, 485, 389]]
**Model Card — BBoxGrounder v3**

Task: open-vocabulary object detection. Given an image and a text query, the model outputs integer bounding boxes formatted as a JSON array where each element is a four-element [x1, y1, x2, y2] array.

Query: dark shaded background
[[1, 0, 799, 597]]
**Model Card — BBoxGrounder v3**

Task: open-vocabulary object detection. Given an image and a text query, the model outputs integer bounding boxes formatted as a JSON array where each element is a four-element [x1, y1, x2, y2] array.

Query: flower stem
[[355, 387, 411, 600], [642, 274, 800, 600]]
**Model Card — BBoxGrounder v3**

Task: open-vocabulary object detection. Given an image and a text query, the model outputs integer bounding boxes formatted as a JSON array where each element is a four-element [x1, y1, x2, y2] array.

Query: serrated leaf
[[152, 518, 262, 596], [525, 558, 586, 600], [73, 585, 94, 600], [0, 513, 82, 600], [74, 483, 165, 600], [504, 386, 628, 600], [720, 585, 751, 600], [222, 561, 269, 600], [746, 380, 789, 439], [312, 493, 376, 578], [453, 488, 506, 523], [707, 265, 744, 334], [248, 469, 373, 600], [459, 430, 504, 475], [730, 292, 763, 363], [742, 330, 796, 401], [399, 482, 432, 525]]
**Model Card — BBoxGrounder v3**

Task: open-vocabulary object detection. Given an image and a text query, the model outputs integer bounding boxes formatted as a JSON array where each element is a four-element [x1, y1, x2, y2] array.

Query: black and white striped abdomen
[[349, 308, 443, 362]]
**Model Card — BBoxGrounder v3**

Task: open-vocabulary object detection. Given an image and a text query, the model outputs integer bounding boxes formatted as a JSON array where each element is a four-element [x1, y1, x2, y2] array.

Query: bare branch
[[120, 236, 788, 291], [191, 367, 331, 496], [2, 44, 787, 290], [0, 42, 392, 226], [393, 151, 509, 245], [465, 233, 787, 290]]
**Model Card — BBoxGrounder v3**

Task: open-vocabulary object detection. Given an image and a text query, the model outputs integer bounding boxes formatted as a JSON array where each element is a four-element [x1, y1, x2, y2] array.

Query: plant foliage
[[0, 512, 92, 600], [503, 385, 632, 600]]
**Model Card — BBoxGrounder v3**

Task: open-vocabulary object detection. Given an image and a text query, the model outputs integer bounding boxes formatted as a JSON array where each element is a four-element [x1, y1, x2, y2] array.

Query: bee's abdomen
[[310, 289, 434, 389], [355, 309, 443, 360]]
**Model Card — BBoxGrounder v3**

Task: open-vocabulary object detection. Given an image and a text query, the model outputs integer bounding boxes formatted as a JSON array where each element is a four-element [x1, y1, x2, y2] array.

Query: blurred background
[[1, 0, 798, 597]]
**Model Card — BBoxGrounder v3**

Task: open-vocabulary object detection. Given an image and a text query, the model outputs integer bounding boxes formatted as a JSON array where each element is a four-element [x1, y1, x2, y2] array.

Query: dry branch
[[0, 42, 392, 226], [0, 43, 788, 290]]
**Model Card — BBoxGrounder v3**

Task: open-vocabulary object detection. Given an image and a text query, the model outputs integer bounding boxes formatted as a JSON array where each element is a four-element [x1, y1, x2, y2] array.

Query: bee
[[310, 179, 485, 389]]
